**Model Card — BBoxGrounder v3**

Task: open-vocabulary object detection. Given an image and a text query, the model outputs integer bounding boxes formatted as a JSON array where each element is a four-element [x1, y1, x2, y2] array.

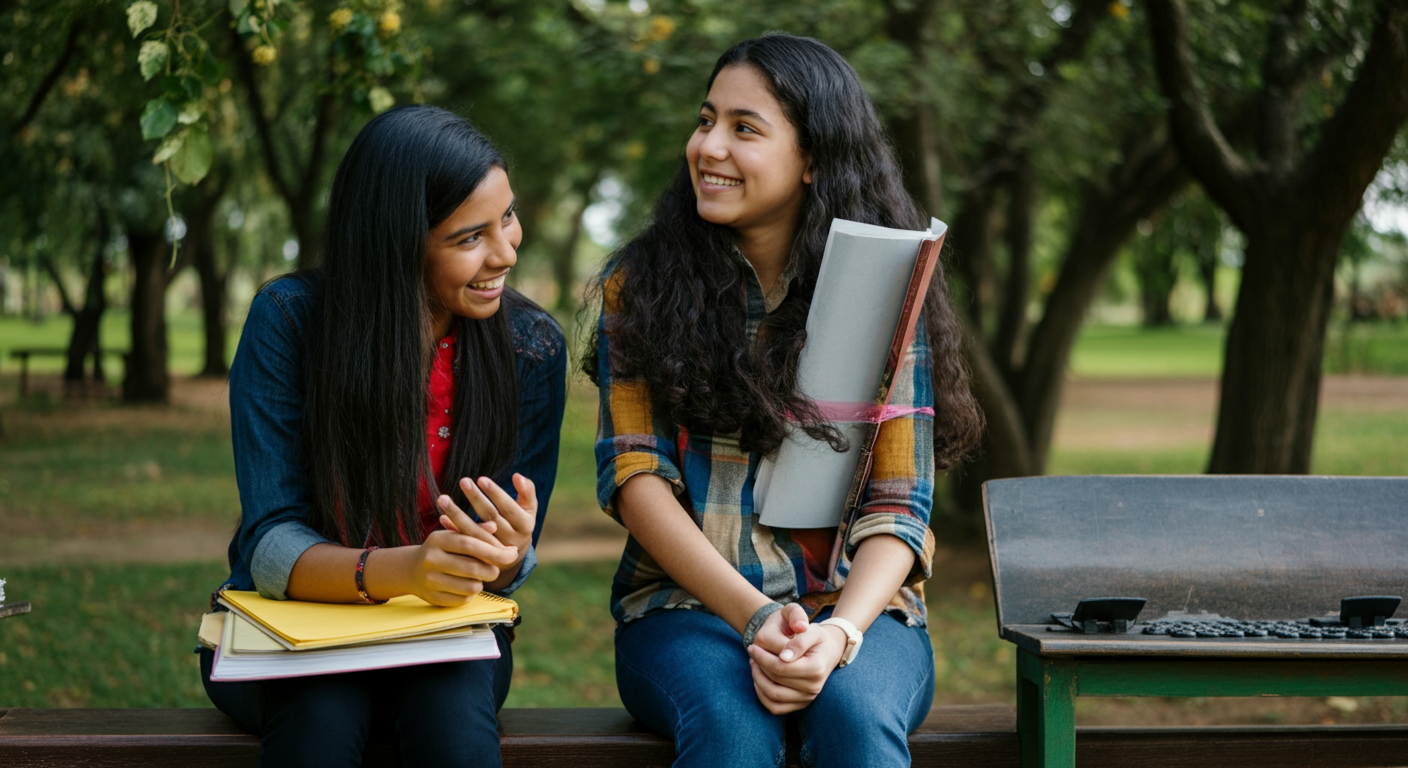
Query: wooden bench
[[4, 705, 1408, 767], [7, 347, 126, 396]]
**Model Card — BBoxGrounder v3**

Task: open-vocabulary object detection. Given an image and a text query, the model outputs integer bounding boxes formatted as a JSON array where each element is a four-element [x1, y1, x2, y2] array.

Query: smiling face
[[423, 166, 520, 335], [686, 64, 812, 244]]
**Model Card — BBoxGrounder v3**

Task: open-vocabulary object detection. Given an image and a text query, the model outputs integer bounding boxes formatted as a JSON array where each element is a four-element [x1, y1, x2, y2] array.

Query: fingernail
[[780, 649, 795, 662]]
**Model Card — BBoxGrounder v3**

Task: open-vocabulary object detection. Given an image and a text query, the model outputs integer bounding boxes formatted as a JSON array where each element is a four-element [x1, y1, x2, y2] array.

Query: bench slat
[[4, 707, 1406, 767]]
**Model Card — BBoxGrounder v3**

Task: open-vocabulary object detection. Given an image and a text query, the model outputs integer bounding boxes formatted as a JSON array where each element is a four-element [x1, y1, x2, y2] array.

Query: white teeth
[[702, 173, 741, 187], [470, 275, 505, 290]]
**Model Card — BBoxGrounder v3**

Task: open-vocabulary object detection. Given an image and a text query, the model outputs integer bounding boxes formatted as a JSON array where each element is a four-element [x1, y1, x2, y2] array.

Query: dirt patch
[[1053, 374, 1408, 451]]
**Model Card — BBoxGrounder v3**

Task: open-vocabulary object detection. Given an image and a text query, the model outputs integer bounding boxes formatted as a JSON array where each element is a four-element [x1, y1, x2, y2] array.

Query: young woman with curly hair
[[584, 33, 983, 768]]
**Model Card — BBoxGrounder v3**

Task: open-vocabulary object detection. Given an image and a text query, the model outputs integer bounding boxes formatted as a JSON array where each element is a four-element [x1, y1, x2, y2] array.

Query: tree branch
[[1300, 1, 1408, 219], [229, 24, 295, 206], [41, 255, 77, 317], [13, 15, 82, 136], [1147, 0, 1257, 226], [1259, 0, 1311, 174], [300, 90, 336, 204]]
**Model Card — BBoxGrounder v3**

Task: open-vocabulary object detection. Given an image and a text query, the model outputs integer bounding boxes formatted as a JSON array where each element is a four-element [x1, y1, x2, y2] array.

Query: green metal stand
[[1015, 647, 1408, 767]]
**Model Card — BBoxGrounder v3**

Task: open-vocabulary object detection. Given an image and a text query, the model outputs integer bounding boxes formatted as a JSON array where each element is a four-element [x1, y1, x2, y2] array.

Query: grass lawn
[[0, 310, 244, 380]]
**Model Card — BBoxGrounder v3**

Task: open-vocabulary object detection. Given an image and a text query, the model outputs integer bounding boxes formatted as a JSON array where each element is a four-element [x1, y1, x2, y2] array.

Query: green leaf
[[137, 40, 167, 81], [127, 1, 159, 38], [368, 86, 394, 114], [162, 74, 203, 101], [228, 0, 249, 16], [195, 50, 224, 81], [152, 130, 184, 164], [170, 127, 213, 184], [140, 99, 178, 140], [177, 102, 203, 125]]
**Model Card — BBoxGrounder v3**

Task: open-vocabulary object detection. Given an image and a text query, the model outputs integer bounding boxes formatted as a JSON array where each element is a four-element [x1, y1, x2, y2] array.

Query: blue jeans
[[615, 608, 935, 768], [200, 625, 513, 768]]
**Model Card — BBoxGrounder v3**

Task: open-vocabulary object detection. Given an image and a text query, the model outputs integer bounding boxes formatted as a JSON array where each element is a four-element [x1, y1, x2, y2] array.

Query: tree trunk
[[992, 156, 1035, 375], [949, 188, 998, 328], [553, 168, 604, 313], [1208, 213, 1337, 473], [1149, 0, 1408, 474], [123, 230, 169, 403], [882, 0, 942, 218], [188, 177, 230, 378], [552, 197, 587, 314], [1016, 132, 1189, 472], [1136, 240, 1178, 327], [64, 238, 108, 393], [1195, 242, 1222, 322]]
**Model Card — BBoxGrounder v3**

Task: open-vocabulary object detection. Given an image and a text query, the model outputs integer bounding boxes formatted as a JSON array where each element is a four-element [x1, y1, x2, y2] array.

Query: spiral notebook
[[216, 590, 518, 650]]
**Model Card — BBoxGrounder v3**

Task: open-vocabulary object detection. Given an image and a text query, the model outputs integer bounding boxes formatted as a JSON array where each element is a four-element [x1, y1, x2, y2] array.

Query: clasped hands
[[411, 473, 536, 605], [746, 603, 850, 714]]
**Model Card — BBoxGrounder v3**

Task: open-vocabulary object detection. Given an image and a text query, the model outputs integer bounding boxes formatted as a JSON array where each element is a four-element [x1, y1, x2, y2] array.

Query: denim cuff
[[250, 520, 331, 600], [490, 544, 537, 597]]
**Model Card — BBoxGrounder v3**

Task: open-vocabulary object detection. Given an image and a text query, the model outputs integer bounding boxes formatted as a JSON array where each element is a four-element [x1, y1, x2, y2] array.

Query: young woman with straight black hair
[[585, 34, 983, 767], [201, 104, 566, 768]]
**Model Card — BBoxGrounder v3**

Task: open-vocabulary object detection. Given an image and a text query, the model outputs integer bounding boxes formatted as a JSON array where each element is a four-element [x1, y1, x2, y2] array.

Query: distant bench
[[4, 706, 1408, 767], [7, 347, 127, 396]]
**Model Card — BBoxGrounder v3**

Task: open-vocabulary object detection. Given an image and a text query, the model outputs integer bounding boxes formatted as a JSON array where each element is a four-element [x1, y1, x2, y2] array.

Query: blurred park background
[[2, 0, 1408, 726]]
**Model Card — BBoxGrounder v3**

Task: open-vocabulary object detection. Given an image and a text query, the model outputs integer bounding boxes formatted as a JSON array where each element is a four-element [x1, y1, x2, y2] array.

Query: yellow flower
[[252, 45, 277, 66], [1108, 2, 1129, 20], [647, 16, 675, 42], [328, 8, 353, 33], [642, 57, 660, 75], [378, 11, 401, 37]]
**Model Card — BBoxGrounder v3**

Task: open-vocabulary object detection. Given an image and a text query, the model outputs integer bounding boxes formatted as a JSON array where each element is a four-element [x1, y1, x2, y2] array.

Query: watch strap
[[819, 616, 863, 667]]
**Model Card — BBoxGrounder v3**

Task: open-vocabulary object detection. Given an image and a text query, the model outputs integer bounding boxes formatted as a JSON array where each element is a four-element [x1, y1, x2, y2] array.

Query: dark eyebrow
[[441, 196, 516, 242], [699, 100, 773, 128]]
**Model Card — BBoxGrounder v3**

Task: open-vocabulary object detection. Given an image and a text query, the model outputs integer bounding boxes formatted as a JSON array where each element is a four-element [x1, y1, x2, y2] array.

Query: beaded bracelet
[[355, 546, 386, 604]]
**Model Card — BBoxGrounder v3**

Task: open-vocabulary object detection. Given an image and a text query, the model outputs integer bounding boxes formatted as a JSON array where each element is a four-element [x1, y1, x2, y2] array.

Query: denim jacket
[[220, 272, 566, 600]]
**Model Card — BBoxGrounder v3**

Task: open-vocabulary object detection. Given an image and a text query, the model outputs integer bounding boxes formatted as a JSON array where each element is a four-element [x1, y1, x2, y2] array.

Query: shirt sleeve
[[593, 270, 685, 522], [229, 286, 332, 600], [489, 306, 567, 596], [843, 328, 937, 586]]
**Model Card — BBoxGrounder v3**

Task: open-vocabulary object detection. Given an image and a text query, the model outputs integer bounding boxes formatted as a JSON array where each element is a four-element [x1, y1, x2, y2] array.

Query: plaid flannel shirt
[[594, 257, 937, 627]]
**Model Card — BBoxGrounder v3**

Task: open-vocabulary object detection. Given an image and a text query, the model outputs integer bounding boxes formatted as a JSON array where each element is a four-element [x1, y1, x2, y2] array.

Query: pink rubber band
[[810, 402, 934, 424]]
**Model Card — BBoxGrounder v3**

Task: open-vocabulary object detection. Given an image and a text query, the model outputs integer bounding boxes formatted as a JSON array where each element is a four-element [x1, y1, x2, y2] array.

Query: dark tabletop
[[983, 476, 1408, 650]]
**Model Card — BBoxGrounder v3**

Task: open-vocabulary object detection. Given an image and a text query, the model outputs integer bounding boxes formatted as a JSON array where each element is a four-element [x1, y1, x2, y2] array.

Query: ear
[[802, 156, 813, 185]]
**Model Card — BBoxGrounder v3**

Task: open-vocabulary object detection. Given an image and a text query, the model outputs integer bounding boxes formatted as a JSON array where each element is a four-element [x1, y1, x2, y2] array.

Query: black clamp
[[1339, 595, 1401, 629], [1051, 597, 1147, 634]]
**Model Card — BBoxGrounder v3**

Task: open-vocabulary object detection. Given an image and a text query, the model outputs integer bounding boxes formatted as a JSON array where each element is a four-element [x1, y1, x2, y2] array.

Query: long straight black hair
[[584, 33, 983, 468], [304, 105, 520, 547]]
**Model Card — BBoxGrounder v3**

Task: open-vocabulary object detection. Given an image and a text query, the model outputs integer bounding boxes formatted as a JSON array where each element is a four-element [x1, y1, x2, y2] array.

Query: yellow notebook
[[217, 590, 518, 651]]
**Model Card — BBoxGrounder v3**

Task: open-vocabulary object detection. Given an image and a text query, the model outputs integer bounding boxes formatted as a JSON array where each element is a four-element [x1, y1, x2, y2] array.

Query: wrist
[[742, 601, 785, 646], [818, 616, 864, 667], [360, 546, 409, 602], [485, 557, 524, 593]]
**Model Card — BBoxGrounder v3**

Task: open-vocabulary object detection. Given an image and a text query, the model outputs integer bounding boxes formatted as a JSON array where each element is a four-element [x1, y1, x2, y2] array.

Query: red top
[[417, 329, 457, 538]]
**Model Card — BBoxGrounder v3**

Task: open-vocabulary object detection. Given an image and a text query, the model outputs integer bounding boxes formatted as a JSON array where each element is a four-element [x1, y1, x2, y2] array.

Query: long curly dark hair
[[584, 33, 983, 468]]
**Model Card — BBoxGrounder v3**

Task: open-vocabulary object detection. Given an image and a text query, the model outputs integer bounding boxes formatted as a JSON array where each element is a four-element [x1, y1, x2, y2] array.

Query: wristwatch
[[819, 616, 864, 667]]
